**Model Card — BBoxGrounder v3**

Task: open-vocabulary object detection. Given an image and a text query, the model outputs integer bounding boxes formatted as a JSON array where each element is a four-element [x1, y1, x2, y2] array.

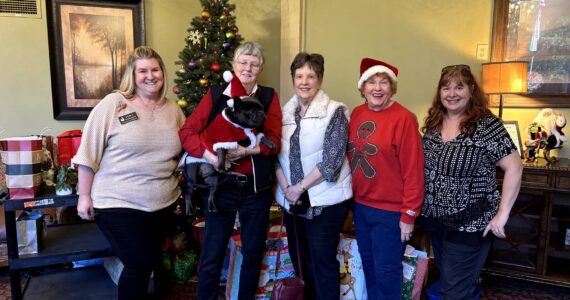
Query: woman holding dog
[[347, 58, 425, 300], [179, 41, 282, 300], [74, 46, 185, 299], [420, 65, 522, 299], [275, 52, 352, 299]]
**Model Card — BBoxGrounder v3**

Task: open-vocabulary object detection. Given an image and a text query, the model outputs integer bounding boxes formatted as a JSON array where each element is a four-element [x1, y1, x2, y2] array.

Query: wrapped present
[[337, 234, 368, 300], [57, 130, 82, 166], [402, 245, 429, 300], [0, 136, 44, 199], [226, 232, 295, 299]]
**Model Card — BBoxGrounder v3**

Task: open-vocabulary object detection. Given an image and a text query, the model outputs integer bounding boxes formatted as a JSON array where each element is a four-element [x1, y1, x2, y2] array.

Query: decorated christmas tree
[[173, 0, 243, 116]]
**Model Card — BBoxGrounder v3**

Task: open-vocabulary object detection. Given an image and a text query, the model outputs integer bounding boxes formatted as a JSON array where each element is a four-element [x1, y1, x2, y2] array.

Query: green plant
[[55, 166, 77, 191]]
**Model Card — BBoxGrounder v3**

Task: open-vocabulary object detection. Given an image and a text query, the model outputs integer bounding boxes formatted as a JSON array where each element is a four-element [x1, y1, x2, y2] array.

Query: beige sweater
[[72, 93, 186, 212]]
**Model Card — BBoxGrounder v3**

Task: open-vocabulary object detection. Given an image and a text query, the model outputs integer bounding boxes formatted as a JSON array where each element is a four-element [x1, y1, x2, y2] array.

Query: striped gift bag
[[0, 136, 44, 199]]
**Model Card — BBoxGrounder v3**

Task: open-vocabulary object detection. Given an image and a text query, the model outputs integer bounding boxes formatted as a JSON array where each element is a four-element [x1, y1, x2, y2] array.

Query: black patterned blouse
[[289, 105, 349, 219], [421, 115, 517, 232]]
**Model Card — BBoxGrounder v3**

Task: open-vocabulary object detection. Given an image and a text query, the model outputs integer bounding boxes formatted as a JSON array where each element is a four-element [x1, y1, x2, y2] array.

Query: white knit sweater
[[72, 93, 186, 212]]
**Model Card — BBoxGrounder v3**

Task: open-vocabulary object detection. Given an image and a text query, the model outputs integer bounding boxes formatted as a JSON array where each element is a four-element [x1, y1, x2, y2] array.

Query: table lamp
[[481, 61, 529, 119]]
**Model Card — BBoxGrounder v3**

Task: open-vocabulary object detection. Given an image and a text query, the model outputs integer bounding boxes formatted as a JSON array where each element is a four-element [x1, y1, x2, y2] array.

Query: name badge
[[119, 112, 138, 124]]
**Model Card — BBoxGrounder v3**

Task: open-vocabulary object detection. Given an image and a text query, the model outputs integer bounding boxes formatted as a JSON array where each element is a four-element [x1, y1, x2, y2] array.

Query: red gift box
[[57, 130, 82, 167]]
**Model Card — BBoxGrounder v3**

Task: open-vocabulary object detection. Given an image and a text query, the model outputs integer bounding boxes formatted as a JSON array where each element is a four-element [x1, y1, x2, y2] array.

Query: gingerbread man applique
[[348, 120, 378, 178]]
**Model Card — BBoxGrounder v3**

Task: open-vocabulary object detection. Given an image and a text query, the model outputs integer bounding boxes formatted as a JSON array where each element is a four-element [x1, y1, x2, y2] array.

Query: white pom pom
[[226, 99, 234, 108], [223, 70, 233, 83]]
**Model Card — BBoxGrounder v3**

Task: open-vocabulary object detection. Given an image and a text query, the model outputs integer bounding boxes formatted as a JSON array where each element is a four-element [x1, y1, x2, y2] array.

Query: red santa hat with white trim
[[357, 58, 399, 89], [223, 70, 248, 97]]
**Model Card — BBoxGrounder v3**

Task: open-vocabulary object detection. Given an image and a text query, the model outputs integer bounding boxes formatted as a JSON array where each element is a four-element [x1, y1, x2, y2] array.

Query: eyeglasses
[[236, 60, 261, 70], [441, 64, 471, 75]]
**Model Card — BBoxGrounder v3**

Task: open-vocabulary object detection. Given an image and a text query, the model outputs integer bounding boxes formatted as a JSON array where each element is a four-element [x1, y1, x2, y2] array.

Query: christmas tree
[[173, 0, 243, 116]]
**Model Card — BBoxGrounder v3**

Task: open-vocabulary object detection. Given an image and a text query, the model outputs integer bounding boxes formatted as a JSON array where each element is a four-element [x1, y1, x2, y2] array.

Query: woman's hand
[[400, 221, 414, 243], [77, 194, 94, 220], [228, 145, 260, 162], [284, 183, 304, 204], [483, 211, 509, 238], [203, 150, 219, 166]]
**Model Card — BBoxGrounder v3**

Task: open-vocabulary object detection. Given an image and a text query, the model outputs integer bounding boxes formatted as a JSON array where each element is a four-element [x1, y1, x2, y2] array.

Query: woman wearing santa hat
[[275, 52, 352, 299], [420, 65, 522, 299], [347, 58, 425, 299], [179, 41, 282, 300]]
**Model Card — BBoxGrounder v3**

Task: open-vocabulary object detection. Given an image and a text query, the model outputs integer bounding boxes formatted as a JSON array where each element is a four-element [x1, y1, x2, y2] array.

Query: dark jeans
[[284, 200, 348, 300], [197, 174, 273, 300], [353, 203, 406, 300], [428, 226, 493, 300], [95, 204, 175, 300]]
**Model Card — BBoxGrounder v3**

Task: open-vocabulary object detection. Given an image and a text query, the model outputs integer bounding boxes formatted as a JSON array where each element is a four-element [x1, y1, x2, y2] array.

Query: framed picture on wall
[[490, 0, 570, 108], [504, 120, 524, 158], [46, 0, 145, 120]]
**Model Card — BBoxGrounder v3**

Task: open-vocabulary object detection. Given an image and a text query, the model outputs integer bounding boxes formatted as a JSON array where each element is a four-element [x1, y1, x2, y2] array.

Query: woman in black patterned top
[[420, 65, 523, 299]]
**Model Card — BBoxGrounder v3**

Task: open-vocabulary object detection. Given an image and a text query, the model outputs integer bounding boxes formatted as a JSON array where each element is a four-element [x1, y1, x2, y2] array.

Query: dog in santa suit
[[183, 73, 272, 212]]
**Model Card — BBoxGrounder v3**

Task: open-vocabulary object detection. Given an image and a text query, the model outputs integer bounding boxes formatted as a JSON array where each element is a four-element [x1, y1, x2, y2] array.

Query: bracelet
[[299, 181, 306, 192]]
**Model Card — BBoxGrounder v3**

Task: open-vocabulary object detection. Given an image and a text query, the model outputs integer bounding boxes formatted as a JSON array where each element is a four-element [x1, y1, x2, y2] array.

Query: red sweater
[[179, 88, 282, 174], [347, 102, 424, 224]]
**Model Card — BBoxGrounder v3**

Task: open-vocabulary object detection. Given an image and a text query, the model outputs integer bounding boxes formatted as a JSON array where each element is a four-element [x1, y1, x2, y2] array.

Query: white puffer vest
[[276, 89, 353, 210]]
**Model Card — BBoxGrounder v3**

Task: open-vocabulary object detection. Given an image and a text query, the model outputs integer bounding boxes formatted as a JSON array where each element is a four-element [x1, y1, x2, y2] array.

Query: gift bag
[[0, 136, 44, 199], [16, 210, 46, 255], [402, 245, 429, 300], [34, 129, 56, 186], [226, 232, 296, 299], [337, 234, 368, 300], [57, 130, 82, 166]]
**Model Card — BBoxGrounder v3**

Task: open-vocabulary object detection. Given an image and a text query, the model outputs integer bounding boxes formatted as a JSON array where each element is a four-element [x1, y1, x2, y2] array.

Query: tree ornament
[[210, 62, 221, 72], [178, 68, 186, 74], [177, 98, 188, 108], [172, 86, 180, 94], [222, 42, 231, 49], [220, 15, 226, 20], [188, 61, 197, 68], [225, 31, 235, 39], [189, 30, 203, 45], [201, 10, 210, 19], [199, 78, 209, 87]]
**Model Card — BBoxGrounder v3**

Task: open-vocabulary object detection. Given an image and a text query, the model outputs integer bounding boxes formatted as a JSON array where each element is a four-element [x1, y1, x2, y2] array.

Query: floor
[[0, 267, 569, 300]]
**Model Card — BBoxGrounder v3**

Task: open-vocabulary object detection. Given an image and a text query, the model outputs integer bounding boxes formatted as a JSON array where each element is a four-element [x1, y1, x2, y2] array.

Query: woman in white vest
[[275, 52, 352, 299]]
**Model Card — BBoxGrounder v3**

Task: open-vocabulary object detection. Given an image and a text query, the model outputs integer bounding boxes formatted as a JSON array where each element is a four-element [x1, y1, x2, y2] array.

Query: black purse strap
[[274, 210, 303, 279]]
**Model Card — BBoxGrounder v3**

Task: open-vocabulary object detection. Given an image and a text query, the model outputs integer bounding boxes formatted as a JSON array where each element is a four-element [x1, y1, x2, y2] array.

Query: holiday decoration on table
[[524, 108, 567, 163], [174, 0, 243, 116]]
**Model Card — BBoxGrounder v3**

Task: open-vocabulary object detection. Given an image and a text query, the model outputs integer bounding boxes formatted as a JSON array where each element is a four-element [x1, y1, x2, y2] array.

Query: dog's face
[[225, 96, 266, 128]]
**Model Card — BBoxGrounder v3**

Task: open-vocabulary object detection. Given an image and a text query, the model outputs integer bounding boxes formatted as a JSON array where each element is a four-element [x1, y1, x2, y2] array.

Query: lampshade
[[482, 61, 529, 94]]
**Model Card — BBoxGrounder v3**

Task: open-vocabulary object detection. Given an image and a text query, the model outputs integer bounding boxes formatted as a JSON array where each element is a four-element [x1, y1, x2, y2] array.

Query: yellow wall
[[299, 0, 570, 158], [1, 0, 569, 158], [0, 0, 280, 137]]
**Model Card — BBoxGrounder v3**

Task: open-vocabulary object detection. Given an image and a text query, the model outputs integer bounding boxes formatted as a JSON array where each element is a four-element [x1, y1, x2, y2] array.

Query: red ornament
[[210, 62, 221, 72], [172, 86, 180, 94]]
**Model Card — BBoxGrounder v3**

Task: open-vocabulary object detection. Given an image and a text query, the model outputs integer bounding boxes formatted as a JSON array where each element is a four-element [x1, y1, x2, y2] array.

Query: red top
[[179, 88, 282, 174], [347, 102, 425, 224]]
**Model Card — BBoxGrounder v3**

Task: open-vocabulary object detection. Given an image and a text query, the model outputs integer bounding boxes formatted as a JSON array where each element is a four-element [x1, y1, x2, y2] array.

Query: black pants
[[197, 175, 273, 300], [426, 223, 493, 300], [284, 200, 348, 300], [95, 204, 174, 300]]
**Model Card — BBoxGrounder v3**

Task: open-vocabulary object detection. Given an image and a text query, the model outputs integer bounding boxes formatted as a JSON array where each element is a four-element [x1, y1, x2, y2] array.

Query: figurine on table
[[524, 108, 567, 163]]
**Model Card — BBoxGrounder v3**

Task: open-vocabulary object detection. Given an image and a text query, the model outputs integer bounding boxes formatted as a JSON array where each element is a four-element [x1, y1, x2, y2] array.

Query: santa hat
[[223, 70, 247, 97], [357, 58, 398, 89]]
